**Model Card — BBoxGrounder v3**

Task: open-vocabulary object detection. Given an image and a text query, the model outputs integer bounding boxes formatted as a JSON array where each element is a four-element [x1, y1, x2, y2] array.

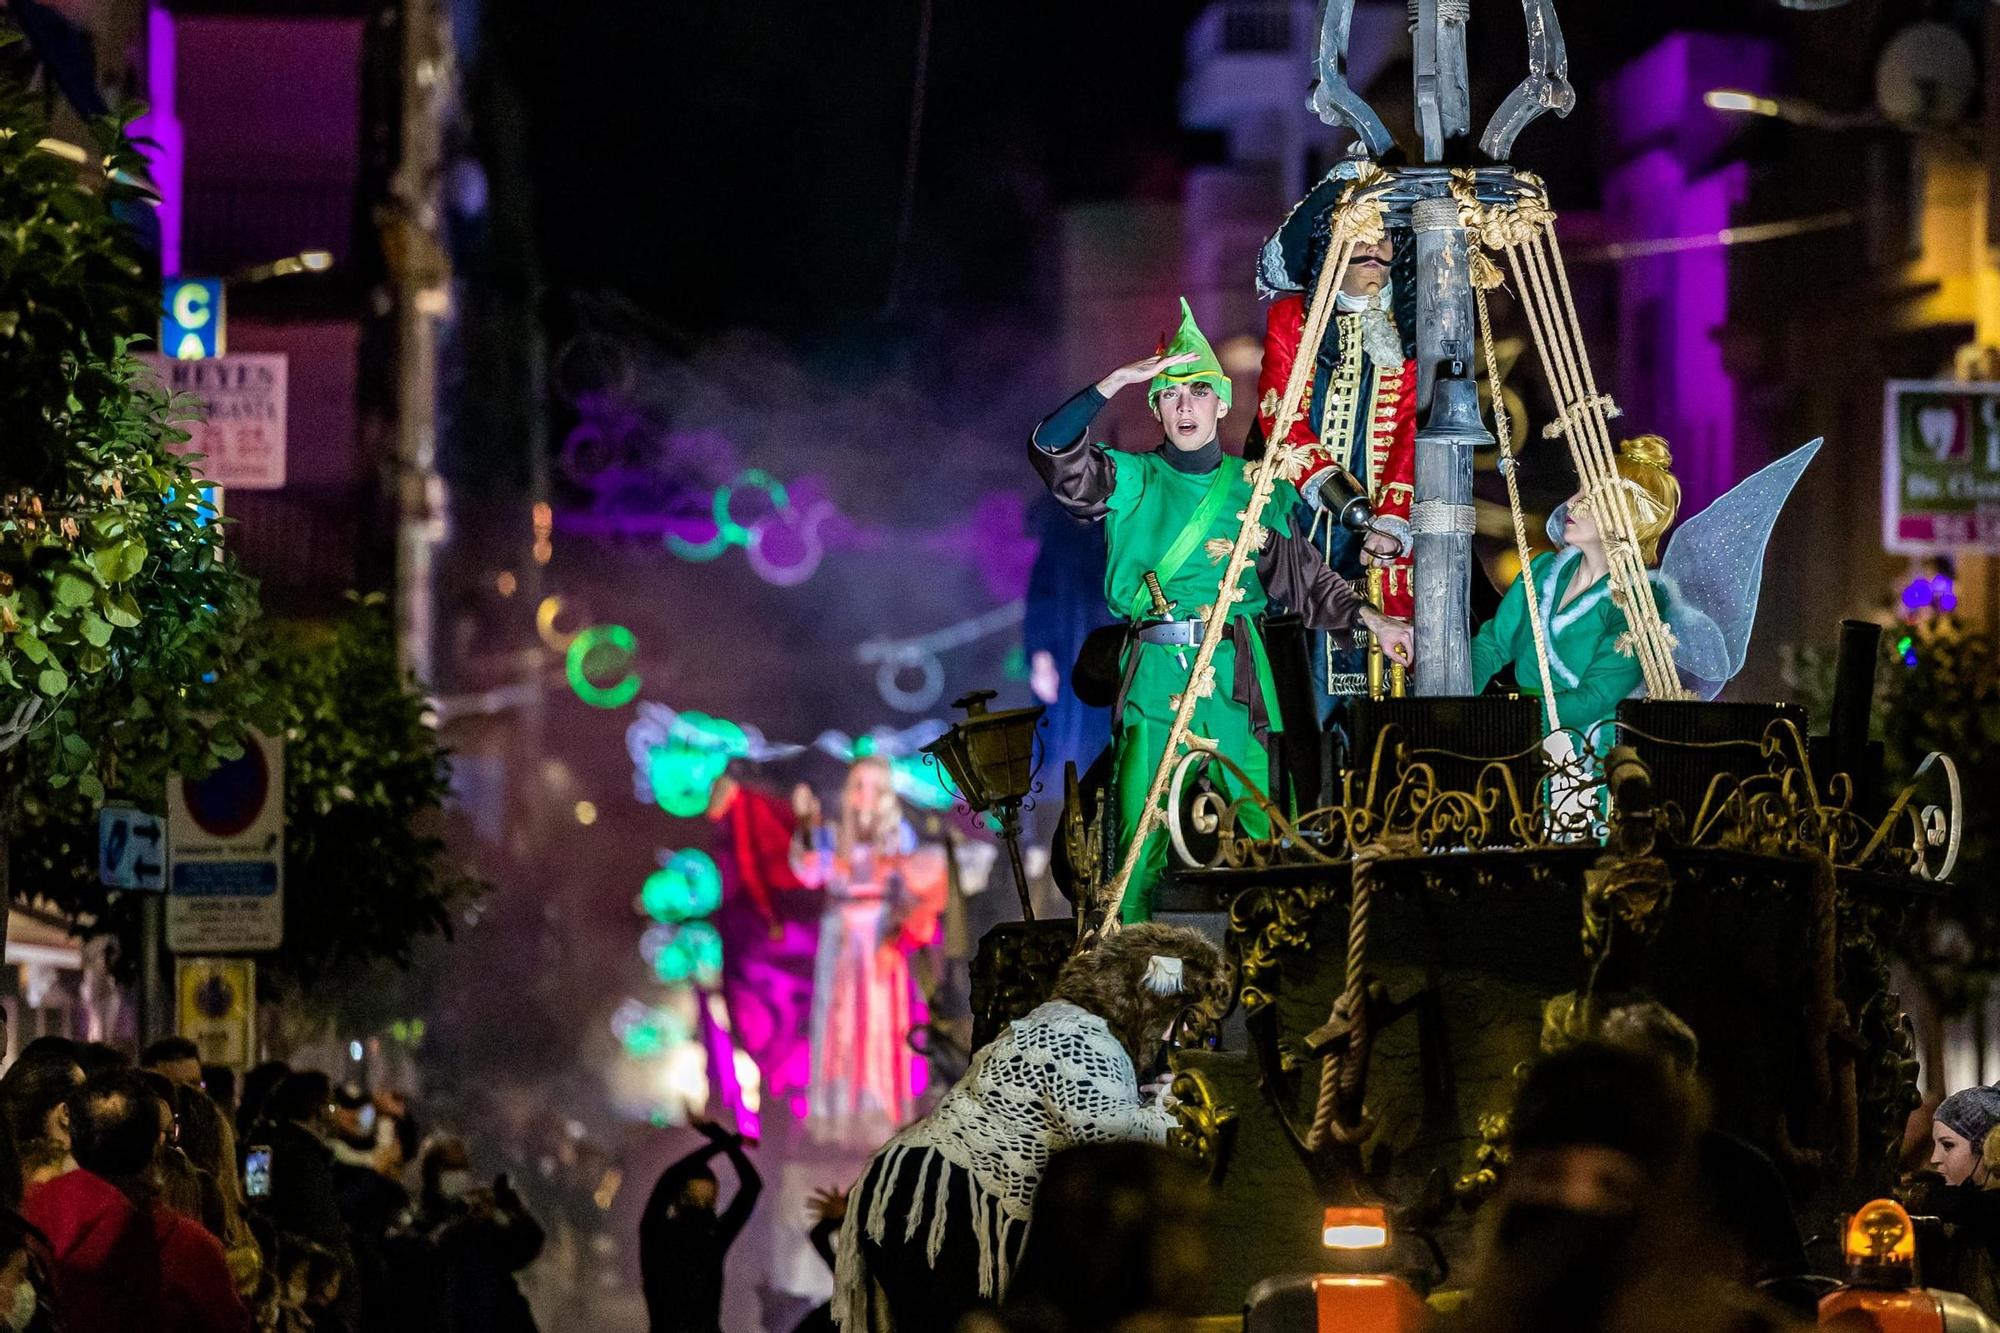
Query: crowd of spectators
[[609, 987, 1998, 1333], [0, 1035, 543, 1333]]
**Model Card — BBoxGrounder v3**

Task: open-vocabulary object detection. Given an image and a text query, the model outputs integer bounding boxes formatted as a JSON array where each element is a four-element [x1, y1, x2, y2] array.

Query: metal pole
[[139, 896, 164, 1047], [392, 0, 447, 686], [1408, 190, 1490, 696], [999, 806, 1035, 922]]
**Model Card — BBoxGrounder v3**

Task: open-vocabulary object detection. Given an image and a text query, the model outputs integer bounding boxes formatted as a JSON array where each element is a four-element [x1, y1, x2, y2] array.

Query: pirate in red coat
[[1253, 166, 1418, 703]]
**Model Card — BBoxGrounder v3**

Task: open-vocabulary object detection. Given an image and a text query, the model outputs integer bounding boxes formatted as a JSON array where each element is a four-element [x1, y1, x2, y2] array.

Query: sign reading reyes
[[167, 730, 284, 953], [1883, 379, 2000, 553], [138, 353, 288, 490]]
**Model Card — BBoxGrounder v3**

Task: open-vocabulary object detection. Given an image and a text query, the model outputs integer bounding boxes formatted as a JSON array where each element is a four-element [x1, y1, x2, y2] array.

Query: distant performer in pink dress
[[791, 756, 946, 1151]]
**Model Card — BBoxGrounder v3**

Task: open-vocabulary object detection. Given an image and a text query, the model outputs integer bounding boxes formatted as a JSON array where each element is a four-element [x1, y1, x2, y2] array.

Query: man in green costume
[[1031, 299, 1413, 919]]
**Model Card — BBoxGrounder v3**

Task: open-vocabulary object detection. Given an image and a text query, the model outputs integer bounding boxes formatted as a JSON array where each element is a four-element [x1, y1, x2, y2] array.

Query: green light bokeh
[[641, 849, 723, 922]]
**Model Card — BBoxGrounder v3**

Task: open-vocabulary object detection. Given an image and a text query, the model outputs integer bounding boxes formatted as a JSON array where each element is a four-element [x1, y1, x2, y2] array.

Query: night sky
[[500, 1, 1204, 336], [490, 1, 1809, 342]]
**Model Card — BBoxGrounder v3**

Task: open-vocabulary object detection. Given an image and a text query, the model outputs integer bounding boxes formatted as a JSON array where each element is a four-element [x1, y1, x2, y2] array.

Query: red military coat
[[1256, 293, 1416, 620]]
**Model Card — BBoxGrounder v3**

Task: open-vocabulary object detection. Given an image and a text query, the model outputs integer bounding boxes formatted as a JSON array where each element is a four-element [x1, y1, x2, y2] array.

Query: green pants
[[1113, 635, 1272, 922]]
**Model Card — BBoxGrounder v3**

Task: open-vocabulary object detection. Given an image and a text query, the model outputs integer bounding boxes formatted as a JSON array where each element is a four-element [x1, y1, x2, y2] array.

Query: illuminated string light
[[640, 849, 723, 922], [854, 601, 1025, 712], [1573, 211, 1855, 263], [566, 625, 641, 708], [665, 469, 829, 585], [611, 998, 692, 1058], [536, 596, 579, 652], [643, 920, 724, 988], [627, 702, 953, 813], [645, 712, 745, 816], [667, 469, 788, 561], [1900, 572, 1958, 616]]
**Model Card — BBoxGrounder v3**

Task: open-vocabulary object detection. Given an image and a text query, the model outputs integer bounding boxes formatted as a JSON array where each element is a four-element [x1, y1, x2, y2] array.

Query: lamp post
[[921, 690, 1045, 921]]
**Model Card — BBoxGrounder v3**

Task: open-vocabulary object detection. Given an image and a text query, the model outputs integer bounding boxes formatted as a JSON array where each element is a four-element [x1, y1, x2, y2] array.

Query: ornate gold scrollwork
[[1167, 1066, 1238, 1181], [1231, 880, 1337, 1016], [1202, 718, 1955, 886], [1453, 1110, 1513, 1205]]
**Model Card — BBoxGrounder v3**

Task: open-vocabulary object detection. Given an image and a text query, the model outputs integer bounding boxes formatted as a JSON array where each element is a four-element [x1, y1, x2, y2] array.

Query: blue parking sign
[[98, 803, 166, 891], [161, 278, 225, 360]]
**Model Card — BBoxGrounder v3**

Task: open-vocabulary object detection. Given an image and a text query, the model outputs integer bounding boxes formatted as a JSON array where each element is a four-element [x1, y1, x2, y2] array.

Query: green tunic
[[1469, 548, 1664, 748], [1102, 449, 1276, 921]]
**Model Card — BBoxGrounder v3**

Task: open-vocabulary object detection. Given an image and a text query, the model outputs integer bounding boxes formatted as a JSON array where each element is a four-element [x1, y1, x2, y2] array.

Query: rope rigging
[[1101, 167, 1687, 931]]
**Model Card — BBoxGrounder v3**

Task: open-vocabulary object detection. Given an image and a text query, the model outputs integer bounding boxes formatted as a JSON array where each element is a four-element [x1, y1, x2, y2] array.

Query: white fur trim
[[1538, 548, 1607, 689]]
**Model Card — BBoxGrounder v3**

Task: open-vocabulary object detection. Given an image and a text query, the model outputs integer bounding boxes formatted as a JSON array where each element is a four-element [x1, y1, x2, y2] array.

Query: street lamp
[[1703, 89, 1779, 119], [1703, 87, 1882, 132], [921, 690, 1045, 922]]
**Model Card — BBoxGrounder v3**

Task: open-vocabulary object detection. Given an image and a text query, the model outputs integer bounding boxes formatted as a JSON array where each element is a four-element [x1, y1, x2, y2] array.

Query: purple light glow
[[1600, 33, 1779, 516], [1900, 573, 1956, 615], [131, 4, 183, 274]]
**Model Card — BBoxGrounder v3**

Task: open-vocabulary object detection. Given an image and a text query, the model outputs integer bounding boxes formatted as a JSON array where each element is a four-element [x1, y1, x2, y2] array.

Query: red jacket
[[1257, 293, 1416, 619], [24, 1169, 252, 1333]]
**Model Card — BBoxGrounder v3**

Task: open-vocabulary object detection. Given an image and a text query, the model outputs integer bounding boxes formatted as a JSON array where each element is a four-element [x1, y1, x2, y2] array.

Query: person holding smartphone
[[389, 1136, 544, 1333]]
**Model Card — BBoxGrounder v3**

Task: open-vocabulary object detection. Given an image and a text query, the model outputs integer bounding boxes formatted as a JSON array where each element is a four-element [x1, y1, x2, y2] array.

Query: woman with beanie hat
[[1916, 1085, 2000, 1314], [1932, 1086, 2000, 1188]]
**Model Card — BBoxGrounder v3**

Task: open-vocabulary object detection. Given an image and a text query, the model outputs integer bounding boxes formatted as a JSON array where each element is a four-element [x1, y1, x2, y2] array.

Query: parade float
[[960, 0, 1966, 1315]]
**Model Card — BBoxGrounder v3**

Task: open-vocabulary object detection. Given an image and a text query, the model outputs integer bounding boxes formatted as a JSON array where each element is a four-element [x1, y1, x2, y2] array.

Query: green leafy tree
[[255, 597, 482, 1023], [0, 29, 265, 825], [13, 598, 482, 1029], [0, 34, 479, 1028], [1789, 614, 2000, 1007]]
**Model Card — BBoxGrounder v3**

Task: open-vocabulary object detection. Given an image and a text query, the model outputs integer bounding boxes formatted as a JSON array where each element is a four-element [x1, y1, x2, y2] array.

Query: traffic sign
[[176, 957, 256, 1066], [161, 278, 225, 360], [167, 731, 284, 953], [98, 804, 166, 891]]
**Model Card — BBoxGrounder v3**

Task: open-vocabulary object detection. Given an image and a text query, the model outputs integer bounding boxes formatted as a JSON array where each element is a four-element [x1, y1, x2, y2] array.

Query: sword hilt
[[1142, 573, 1190, 670]]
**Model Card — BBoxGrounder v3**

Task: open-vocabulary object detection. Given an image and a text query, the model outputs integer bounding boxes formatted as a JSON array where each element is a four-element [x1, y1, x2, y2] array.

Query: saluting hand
[[1096, 352, 1199, 399]]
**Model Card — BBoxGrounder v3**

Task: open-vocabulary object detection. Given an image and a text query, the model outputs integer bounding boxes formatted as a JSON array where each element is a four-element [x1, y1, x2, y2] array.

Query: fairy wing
[[1658, 438, 1822, 700]]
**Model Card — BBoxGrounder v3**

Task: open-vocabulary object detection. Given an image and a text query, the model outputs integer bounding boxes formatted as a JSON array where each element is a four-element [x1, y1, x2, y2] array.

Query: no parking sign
[[167, 731, 284, 952]]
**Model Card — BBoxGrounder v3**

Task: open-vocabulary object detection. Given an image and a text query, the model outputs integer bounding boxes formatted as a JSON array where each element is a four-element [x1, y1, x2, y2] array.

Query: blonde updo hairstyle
[[1611, 434, 1681, 565]]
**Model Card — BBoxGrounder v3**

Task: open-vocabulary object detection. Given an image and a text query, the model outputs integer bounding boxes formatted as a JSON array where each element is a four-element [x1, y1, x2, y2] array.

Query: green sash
[[1121, 462, 1286, 738], [1124, 464, 1236, 621]]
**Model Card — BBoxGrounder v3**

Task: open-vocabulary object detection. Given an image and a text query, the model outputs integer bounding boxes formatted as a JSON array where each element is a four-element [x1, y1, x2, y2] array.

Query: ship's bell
[[1417, 367, 1495, 449]]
